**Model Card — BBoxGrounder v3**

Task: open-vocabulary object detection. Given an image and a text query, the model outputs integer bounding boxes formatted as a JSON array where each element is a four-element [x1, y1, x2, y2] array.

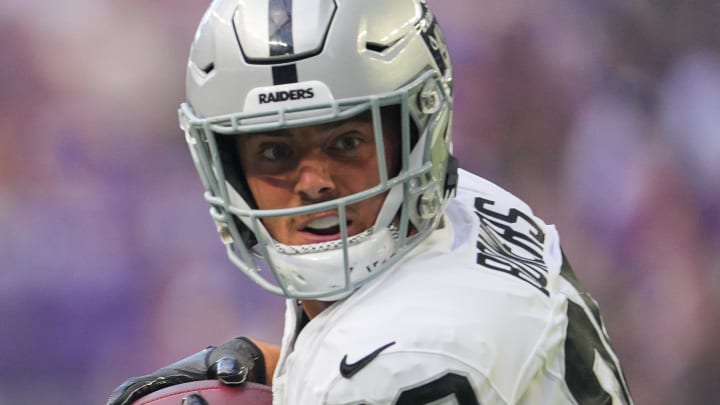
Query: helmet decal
[[416, 0, 451, 81], [244, 80, 334, 113]]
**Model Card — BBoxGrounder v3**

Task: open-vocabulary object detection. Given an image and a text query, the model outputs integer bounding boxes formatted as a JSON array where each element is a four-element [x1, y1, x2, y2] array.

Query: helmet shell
[[180, 0, 455, 299]]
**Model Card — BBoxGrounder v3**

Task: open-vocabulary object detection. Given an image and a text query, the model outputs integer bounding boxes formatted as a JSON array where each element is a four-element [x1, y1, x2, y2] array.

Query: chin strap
[[444, 154, 459, 197]]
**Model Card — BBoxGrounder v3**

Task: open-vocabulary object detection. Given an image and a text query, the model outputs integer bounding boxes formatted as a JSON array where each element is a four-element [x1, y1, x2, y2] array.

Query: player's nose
[[293, 152, 335, 201]]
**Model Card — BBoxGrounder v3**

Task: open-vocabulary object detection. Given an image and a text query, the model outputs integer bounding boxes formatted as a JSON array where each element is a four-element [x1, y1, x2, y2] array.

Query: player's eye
[[329, 134, 363, 153], [260, 143, 293, 161]]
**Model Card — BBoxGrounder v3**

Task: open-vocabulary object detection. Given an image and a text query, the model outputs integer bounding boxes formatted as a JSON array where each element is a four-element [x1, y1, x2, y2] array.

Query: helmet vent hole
[[366, 42, 389, 53], [201, 62, 215, 74]]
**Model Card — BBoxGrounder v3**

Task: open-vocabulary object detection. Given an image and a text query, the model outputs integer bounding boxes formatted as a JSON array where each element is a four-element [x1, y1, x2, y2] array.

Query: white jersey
[[272, 169, 632, 404]]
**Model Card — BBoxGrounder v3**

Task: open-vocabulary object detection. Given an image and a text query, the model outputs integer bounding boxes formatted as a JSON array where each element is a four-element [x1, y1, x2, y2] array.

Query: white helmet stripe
[[292, 0, 335, 56], [235, 0, 271, 59]]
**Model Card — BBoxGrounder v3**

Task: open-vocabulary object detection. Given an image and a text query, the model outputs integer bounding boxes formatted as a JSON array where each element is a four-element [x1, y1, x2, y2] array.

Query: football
[[130, 380, 272, 405]]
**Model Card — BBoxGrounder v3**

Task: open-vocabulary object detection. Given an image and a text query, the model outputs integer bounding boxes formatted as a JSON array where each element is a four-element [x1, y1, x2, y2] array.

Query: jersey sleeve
[[552, 255, 634, 405]]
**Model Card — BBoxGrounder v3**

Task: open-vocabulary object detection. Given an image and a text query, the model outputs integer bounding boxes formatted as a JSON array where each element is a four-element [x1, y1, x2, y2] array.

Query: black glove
[[107, 337, 266, 405]]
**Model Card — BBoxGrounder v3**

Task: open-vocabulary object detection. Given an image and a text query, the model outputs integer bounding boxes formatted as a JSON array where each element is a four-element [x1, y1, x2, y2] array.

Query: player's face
[[236, 112, 400, 246]]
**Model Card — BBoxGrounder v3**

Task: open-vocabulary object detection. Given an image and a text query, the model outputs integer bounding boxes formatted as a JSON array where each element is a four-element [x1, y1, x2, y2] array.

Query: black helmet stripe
[[272, 64, 299, 84]]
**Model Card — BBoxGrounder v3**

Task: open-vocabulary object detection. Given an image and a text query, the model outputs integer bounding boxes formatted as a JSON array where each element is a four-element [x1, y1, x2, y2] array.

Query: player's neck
[[300, 300, 335, 319]]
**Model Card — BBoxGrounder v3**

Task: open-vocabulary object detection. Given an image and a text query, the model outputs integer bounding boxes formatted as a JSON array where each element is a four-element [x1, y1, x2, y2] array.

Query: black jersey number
[[395, 372, 478, 404], [561, 256, 632, 404]]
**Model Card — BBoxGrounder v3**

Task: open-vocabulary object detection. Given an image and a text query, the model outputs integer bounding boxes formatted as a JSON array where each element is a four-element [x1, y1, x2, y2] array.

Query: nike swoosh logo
[[339, 341, 396, 379]]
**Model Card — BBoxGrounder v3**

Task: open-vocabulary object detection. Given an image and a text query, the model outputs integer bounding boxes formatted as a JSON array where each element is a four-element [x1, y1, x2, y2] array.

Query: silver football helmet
[[179, 0, 457, 300]]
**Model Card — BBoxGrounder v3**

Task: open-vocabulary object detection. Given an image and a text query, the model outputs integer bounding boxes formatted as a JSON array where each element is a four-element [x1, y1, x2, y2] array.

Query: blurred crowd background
[[1, 0, 718, 403]]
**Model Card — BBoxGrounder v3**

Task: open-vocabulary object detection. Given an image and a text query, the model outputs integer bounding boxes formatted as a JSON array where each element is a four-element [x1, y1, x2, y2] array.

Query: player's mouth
[[299, 215, 354, 242]]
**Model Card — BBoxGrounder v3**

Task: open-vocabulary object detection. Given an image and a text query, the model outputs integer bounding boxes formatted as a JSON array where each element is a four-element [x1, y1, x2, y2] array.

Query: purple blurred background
[[1, 1, 718, 404]]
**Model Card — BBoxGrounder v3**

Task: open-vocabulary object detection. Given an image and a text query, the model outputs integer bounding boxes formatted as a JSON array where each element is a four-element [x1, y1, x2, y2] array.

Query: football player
[[108, 0, 633, 403]]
